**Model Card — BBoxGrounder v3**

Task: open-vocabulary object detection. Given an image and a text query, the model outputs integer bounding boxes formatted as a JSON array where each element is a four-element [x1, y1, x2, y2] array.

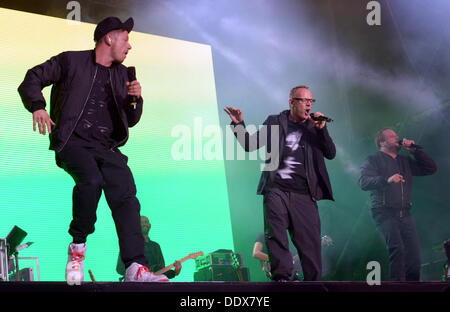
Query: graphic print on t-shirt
[[277, 131, 303, 179]]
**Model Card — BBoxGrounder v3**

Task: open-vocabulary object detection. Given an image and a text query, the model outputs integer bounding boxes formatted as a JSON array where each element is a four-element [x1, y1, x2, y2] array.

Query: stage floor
[[1, 280, 449, 293], [1, 281, 448, 310]]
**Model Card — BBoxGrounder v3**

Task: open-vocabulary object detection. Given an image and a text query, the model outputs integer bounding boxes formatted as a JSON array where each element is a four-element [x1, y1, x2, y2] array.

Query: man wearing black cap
[[18, 17, 167, 283]]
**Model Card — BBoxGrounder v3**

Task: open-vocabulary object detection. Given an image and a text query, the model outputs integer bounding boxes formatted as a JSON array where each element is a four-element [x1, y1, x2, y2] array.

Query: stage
[[1, 281, 448, 310], [1, 280, 449, 292]]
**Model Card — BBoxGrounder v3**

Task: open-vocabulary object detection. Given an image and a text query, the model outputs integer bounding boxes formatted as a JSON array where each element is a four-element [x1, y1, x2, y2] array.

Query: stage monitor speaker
[[9, 267, 34, 281], [194, 265, 250, 281]]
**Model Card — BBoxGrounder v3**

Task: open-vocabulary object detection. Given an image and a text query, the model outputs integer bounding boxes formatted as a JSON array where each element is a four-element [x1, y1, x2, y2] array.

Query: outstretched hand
[[224, 106, 243, 124], [33, 109, 55, 135]]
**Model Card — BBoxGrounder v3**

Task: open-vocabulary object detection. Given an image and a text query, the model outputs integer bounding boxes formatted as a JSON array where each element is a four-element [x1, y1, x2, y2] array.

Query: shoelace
[[71, 252, 85, 270], [136, 265, 150, 279]]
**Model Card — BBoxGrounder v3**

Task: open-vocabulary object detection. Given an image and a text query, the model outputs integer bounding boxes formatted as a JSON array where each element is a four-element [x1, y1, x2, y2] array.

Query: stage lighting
[[6, 226, 27, 257], [0, 226, 29, 281]]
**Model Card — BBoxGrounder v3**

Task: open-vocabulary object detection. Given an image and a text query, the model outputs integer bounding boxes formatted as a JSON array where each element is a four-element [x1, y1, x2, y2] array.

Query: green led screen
[[0, 8, 234, 282]]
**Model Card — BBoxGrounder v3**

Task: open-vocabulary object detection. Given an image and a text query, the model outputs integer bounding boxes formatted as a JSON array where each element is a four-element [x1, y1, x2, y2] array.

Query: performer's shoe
[[65, 243, 86, 285], [125, 262, 169, 282]]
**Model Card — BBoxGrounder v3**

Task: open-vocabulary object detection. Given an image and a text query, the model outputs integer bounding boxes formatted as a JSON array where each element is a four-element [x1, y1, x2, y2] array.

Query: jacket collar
[[91, 49, 120, 68], [279, 110, 289, 136], [279, 109, 314, 135]]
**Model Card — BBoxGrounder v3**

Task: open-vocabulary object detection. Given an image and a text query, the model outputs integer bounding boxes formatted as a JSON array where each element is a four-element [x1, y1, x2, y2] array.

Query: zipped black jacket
[[359, 150, 437, 209], [18, 50, 143, 152], [231, 110, 336, 200]]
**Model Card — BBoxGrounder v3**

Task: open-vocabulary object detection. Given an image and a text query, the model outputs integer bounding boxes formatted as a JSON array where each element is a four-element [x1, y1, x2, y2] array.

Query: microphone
[[127, 66, 137, 110], [398, 139, 423, 150], [310, 113, 333, 122]]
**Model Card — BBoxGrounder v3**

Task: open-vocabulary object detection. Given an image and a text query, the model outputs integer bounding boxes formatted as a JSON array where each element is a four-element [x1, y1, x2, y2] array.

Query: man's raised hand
[[224, 106, 243, 124]]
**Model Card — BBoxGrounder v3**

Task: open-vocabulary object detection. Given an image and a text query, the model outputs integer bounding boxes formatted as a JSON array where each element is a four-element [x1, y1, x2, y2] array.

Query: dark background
[[3, 0, 449, 281]]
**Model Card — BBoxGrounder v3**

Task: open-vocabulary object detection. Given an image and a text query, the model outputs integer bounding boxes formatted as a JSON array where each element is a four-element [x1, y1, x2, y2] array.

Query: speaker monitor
[[194, 265, 249, 281]]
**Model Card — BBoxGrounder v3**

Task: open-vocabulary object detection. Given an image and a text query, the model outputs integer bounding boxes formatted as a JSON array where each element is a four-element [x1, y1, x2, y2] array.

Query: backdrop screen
[[0, 8, 234, 281]]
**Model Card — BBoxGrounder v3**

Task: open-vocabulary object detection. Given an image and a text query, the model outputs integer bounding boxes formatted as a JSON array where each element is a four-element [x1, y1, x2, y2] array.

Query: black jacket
[[359, 150, 437, 209], [18, 50, 143, 152], [232, 110, 336, 200]]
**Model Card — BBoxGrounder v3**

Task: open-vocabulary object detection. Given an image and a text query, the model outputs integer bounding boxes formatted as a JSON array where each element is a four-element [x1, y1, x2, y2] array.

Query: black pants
[[263, 189, 322, 281], [56, 144, 147, 268], [373, 209, 421, 281]]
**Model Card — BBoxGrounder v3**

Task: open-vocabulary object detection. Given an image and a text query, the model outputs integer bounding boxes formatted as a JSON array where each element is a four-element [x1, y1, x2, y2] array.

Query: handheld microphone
[[310, 113, 333, 122], [398, 139, 423, 150], [127, 66, 137, 110]]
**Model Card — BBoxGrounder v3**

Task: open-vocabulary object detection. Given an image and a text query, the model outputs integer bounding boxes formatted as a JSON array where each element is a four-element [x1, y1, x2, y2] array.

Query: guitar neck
[[155, 252, 202, 275]]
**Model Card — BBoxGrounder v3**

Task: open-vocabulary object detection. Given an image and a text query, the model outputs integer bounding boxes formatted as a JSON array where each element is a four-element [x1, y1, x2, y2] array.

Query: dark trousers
[[373, 210, 421, 281], [263, 189, 322, 281], [55, 144, 147, 268]]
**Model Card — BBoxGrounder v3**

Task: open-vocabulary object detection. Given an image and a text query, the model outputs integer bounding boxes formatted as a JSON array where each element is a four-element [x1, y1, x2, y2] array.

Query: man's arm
[[359, 156, 389, 191], [18, 53, 64, 134], [124, 79, 143, 127], [252, 242, 269, 262], [316, 126, 336, 160], [408, 150, 437, 176], [310, 112, 336, 159], [18, 53, 65, 113], [224, 106, 270, 152]]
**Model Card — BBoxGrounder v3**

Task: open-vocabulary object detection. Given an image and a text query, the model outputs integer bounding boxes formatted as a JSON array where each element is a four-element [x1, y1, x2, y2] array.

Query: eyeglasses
[[292, 97, 316, 104]]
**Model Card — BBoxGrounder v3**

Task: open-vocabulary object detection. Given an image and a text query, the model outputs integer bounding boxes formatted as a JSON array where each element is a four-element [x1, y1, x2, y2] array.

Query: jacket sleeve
[[409, 150, 437, 176], [18, 52, 65, 113], [124, 96, 143, 127], [358, 155, 389, 191], [122, 65, 144, 127], [316, 126, 336, 160], [230, 117, 271, 152]]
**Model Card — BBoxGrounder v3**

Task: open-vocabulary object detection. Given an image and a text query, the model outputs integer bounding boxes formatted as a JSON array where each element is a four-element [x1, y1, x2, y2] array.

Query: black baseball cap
[[94, 17, 134, 42]]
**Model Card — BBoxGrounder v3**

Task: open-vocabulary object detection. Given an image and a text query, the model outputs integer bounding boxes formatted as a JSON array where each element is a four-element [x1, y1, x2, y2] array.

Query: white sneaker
[[66, 243, 86, 285], [125, 262, 169, 282]]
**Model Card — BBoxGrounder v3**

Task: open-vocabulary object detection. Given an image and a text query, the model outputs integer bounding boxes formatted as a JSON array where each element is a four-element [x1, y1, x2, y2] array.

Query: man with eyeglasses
[[225, 85, 336, 281]]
